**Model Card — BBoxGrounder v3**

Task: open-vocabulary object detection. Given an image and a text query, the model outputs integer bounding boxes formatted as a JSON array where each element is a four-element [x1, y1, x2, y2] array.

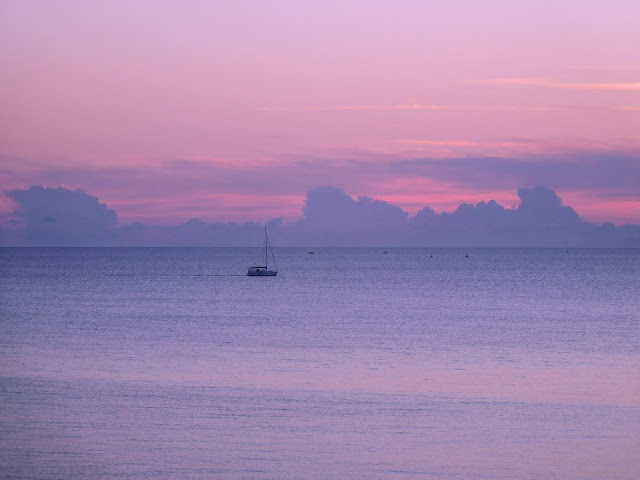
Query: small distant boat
[[308, 251, 315, 255], [247, 228, 278, 276]]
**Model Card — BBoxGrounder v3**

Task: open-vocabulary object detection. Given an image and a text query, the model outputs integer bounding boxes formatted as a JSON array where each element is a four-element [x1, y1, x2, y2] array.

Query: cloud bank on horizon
[[2, 147, 640, 227], [1, 185, 638, 247]]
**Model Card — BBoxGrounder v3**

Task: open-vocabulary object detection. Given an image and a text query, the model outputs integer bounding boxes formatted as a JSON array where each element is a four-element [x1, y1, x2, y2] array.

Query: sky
[[1, 0, 639, 231]]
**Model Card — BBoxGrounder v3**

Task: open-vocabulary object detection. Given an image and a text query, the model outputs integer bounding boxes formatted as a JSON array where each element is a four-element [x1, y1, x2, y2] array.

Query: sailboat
[[247, 227, 278, 276]]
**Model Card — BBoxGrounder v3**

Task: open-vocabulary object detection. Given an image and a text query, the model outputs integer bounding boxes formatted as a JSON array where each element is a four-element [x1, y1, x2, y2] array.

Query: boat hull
[[247, 270, 278, 276]]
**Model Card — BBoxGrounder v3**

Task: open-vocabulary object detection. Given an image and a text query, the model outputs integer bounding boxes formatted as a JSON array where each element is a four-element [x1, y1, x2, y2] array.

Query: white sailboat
[[247, 227, 278, 276]]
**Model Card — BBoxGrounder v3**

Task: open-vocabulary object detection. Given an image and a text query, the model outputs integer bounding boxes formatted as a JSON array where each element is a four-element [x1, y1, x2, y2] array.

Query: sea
[[1, 247, 638, 479]]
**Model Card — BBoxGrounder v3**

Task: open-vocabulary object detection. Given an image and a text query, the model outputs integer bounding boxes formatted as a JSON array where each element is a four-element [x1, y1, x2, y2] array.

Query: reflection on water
[[1, 247, 639, 479], [2, 374, 638, 480], [5, 346, 639, 407]]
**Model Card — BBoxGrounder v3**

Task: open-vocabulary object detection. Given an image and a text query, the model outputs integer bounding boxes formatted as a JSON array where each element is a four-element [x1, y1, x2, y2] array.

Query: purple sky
[[1, 0, 639, 226]]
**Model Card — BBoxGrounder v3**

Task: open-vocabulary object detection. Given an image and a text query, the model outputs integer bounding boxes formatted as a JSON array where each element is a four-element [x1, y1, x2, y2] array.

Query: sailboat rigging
[[247, 228, 278, 276]]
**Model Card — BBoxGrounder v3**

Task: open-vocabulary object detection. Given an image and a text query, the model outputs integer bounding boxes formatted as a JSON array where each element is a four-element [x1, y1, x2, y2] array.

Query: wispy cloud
[[260, 103, 639, 114], [305, 104, 466, 112], [614, 106, 640, 111], [569, 65, 640, 72], [394, 138, 569, 157], [482, 78, 640, 91], [307, 104, 570, 112], [397, 139, 480, 147]]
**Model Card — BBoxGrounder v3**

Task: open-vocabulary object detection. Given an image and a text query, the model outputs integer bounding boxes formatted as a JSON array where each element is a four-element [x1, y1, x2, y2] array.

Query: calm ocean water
[[1, 247, 639, 479]]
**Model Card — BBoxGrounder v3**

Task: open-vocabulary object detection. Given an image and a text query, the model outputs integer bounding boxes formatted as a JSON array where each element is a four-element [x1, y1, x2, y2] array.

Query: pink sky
[[1, 0, 639, 225]]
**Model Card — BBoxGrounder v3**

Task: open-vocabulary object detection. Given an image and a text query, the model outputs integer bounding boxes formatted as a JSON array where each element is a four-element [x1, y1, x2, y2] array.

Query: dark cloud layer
[[3, 149, 639, 203], [1, 184, 638, 247], [393, 151, 640, 194]]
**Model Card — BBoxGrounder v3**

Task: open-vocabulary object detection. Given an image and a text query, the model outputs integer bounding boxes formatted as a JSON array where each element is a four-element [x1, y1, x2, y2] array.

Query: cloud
[[2, 185, 638, 247], [270, 104, 625, 114], [516, 186, 581, 227], [284, 186, 409, 246], [3, 185, 117, 246], [482, 78, 640, 91], [409, 187, 593, 247], [390, 151, 640, 195], [306, 104, 466, 112]]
